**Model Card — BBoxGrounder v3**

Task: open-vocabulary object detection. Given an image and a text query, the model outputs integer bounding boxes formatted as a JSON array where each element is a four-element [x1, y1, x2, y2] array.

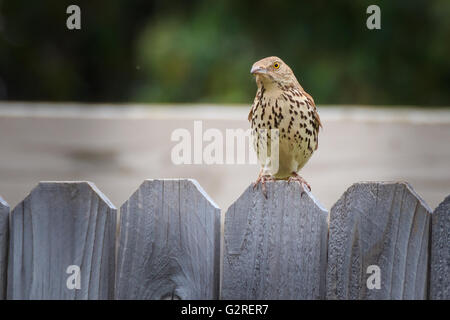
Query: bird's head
[[250, 56, 299, 89]]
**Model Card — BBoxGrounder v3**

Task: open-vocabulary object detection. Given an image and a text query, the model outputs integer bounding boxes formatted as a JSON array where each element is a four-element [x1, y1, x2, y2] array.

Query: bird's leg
[[287, 172, 311, 197], [253, 170, 275, 199]]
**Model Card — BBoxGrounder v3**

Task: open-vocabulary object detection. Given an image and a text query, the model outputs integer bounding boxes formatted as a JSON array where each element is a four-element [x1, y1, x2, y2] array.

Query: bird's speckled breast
[[250, 84, 319, 178]]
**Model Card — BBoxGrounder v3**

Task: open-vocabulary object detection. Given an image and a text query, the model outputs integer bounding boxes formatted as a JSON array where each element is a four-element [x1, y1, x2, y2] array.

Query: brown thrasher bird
[[249, 56, 322, 197]]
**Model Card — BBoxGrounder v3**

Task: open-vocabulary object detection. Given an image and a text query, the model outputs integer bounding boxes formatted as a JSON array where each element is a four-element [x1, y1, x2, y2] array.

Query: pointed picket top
[[0, 196, 9, 300], [7, 182, 116, 300], [0, 196, 8, 209], [149, 178, 220, 210], [326, 181, 432, 300], [115, 179, 221, 300], [13, 181, 117, 209], [430, 195, 450, 300], [221, 181, 328, 300]]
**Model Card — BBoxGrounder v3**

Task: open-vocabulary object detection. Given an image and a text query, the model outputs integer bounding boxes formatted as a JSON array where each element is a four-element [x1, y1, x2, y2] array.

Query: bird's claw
[[253, 173, 275, 199], [288, 173, 311, 198]]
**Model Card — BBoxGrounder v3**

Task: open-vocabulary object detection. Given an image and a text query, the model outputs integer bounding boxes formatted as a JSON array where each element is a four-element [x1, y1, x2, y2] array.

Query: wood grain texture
[[115, 179, 221, 300], [326, 182, 432, 300], [0, 196, 9, 300], [7, 182, 117, 300], [430, 195, 449, 300], [221, 181, 328, 300]]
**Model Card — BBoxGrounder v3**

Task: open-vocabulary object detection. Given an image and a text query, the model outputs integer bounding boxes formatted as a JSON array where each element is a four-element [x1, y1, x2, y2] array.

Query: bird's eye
[[273, 62, 280, 69]]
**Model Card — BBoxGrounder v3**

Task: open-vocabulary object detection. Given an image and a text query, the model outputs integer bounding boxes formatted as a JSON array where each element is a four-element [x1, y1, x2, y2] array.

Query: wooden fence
[[0, 179, 448, 300]]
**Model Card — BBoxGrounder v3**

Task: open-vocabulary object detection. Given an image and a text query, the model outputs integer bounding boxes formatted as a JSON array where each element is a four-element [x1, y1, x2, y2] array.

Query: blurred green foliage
[[0, 0, 449, 106]]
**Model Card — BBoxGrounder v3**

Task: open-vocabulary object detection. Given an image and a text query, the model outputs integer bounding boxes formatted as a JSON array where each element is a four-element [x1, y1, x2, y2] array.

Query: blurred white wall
[[0, 103, 449, 212]]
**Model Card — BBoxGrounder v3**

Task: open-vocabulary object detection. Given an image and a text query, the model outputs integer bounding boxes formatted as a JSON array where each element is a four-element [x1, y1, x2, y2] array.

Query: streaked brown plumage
[[249, 56, 321, 195]]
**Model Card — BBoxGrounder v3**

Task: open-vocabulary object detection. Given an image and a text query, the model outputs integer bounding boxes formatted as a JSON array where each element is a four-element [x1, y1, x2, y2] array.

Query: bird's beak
[[251, 65, 267, 75]]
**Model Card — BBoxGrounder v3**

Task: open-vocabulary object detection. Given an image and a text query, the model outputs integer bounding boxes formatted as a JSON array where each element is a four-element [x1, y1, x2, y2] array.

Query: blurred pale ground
[[0, 103, 449, 212]]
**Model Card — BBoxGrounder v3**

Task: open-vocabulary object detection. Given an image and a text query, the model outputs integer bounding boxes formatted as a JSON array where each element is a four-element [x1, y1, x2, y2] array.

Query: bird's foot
[[287, 172, 311, 197], [253, 172, 275, 199]]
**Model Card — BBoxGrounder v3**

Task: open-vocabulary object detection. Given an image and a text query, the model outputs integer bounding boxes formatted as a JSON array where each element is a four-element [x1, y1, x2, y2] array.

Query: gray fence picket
[[430, 195, 449, 300], [326, 182, 432, 300], [7, 182, 116, 299], [221, 181, 328, 300], [0, 196, 9, 300], [2, 179, 447, 300], [115, 179, 221, 300]]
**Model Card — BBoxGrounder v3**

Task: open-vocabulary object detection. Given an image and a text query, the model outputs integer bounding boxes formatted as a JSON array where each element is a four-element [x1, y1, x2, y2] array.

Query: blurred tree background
[[0, 0, 449, 106]]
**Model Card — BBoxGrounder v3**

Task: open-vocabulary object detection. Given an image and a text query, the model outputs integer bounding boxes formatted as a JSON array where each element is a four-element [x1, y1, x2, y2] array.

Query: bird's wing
[[248, 94, 259, 122], [303, 90, 322, 129], [302, 89, 322, 151], [248, 107, 253, 122]]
